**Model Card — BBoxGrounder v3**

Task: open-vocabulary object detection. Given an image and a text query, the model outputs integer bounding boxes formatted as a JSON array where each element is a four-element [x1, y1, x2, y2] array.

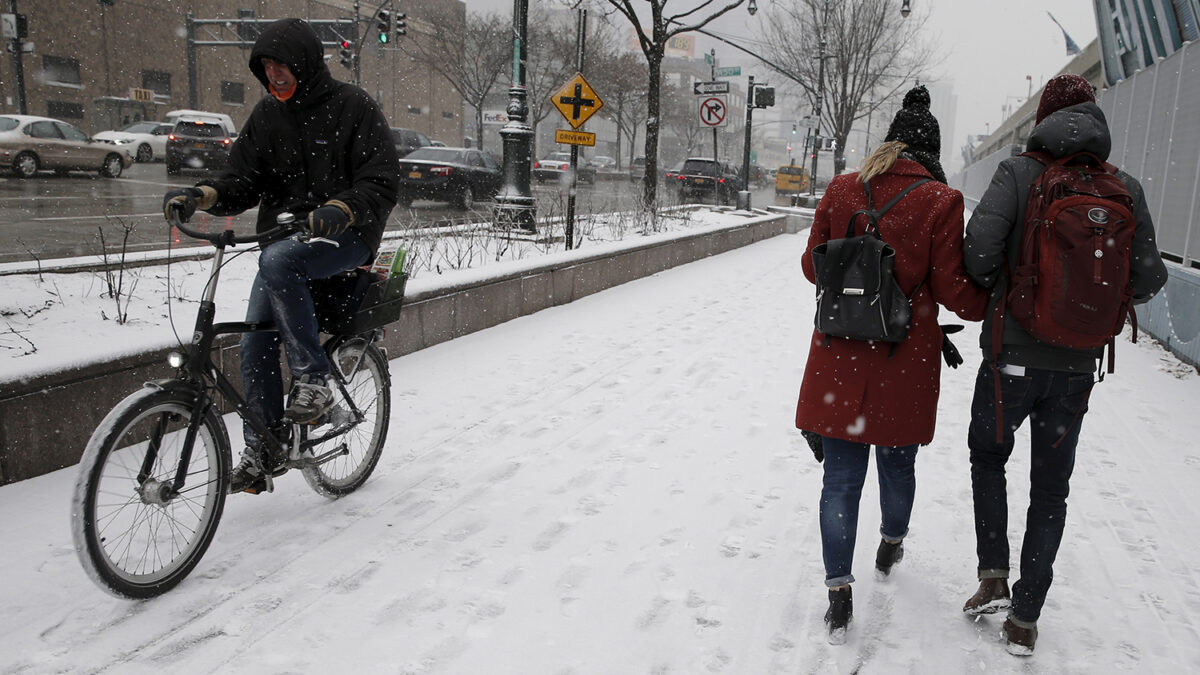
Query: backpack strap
[[845, 178, 931, 238]]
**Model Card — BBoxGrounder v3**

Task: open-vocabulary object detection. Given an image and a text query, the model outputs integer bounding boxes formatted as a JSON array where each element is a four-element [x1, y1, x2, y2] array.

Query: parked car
[[391, 127, 432, 158], [166, 119, 233, 175], [675, 157, 743, 204], [162, 109, 238, 137], [0, 115, 132, 178], [397, 146, 502, 209], [93, 121, 173, 162], [533, 152, 596, 185], [629, 156, 646, 181], [775, 163, 810, 194]]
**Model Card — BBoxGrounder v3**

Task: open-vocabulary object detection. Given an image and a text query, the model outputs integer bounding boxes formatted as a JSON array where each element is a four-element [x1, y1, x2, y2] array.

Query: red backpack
[[988, 151, 1138, 442], [997, 151, 1137, 356]]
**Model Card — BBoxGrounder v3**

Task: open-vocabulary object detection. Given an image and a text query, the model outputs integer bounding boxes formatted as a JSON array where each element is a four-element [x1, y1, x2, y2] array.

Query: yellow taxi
[[775, 164, 810, 194]]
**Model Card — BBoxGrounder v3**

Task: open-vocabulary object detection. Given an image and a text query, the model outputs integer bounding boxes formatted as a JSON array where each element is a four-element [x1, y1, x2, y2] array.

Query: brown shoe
[[1003, 616, 1037, 656], [963, 578, 1012, 616]]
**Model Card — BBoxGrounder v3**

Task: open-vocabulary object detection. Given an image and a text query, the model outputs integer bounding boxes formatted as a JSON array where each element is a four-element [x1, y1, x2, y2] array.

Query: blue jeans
[[241, 229, 371, 448], [820, 437, 919, 587], [968, 361, 1093, 623]]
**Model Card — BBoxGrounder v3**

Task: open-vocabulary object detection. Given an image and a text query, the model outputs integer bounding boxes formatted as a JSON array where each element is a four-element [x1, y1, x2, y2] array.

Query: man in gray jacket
[[959, 74, 1167, 655]]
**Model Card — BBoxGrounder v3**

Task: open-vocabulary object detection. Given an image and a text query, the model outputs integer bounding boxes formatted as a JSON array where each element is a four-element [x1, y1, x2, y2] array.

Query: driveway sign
[[551, 72, 604, 130], [698, 96, 728, 128]]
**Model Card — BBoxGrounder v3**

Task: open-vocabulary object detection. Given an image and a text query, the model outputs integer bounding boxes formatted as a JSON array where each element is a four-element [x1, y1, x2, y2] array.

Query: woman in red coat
[[795, 86, 988, 644]]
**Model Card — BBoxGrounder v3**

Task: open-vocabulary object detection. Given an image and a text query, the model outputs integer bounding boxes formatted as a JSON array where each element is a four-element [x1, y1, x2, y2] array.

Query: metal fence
[[1097, 39, 1200, 269]]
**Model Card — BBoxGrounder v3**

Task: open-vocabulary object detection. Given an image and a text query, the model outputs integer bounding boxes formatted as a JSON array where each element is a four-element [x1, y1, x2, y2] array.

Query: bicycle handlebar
[[168, 203, 296, 247]]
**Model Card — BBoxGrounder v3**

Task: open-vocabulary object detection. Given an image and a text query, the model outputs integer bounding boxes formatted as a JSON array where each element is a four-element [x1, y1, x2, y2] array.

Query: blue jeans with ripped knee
[[240, 229, 370, 448]]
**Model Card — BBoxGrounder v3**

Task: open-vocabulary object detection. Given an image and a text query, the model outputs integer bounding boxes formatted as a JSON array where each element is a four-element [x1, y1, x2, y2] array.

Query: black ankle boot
[[824, 586, 853, 645], [875, 538, 905, 577]]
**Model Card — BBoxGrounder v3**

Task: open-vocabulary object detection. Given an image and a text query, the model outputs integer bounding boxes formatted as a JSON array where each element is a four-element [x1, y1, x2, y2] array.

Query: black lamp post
[[493, 0, 536, 232]]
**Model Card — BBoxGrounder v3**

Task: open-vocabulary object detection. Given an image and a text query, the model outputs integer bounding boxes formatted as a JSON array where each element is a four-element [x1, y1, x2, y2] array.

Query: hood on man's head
[[248, 18, 327, 93]]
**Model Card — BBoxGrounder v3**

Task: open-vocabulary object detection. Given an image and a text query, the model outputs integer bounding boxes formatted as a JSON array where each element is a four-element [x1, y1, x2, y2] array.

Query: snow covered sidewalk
[[2, 232, 1199, 674]]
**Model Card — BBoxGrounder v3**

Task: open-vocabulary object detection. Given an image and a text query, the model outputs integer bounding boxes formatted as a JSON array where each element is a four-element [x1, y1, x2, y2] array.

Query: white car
[[93, 121, 173, 163]]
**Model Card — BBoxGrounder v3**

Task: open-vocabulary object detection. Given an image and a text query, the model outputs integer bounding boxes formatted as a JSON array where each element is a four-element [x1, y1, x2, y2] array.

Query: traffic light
[[395, 13, 407, 37], [377, 10, 391, 43], [338, 40, 354, 69], [791, 123, 797, 134], [752, 85, 775, 108]]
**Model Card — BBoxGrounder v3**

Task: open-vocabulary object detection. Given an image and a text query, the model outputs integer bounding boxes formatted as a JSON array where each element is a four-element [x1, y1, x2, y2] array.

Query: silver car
[[0, 115, 132, 178]]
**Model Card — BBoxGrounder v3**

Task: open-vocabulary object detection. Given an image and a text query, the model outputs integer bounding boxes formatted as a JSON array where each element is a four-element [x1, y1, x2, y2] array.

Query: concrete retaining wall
[[0, 212, 809, 484]]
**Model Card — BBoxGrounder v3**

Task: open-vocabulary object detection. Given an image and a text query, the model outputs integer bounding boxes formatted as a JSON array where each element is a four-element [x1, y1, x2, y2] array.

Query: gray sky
[[466, 0, 1099, 160]]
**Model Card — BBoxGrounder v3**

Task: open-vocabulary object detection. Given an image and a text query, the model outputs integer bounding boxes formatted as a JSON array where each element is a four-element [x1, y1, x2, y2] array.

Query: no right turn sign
[[698, 95, 728, 128]]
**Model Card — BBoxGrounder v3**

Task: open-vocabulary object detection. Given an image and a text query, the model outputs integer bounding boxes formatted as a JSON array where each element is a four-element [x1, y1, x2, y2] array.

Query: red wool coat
[[795, 159, 988, 446]]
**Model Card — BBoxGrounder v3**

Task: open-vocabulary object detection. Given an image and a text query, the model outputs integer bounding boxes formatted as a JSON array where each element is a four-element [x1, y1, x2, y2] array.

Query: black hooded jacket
[[199, 18, 399, 254], [963, 102, 1168, 372]]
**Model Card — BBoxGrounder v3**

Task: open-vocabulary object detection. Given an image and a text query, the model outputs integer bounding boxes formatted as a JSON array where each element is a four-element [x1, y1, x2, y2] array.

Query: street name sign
[[555, 129, 596, 146], [551, 72, 604, 130], [715, 66, 741, 78], [693, 81, 729, 95]]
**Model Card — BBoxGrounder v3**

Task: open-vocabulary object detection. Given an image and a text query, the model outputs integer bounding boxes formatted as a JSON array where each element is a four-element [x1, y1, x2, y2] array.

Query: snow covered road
[[2, 232, 1199, 674]]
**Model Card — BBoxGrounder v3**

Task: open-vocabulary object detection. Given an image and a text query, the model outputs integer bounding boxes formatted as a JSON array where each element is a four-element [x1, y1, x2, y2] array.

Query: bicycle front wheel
[[71, 388, 230, 599], [302, 339, 390, 498]]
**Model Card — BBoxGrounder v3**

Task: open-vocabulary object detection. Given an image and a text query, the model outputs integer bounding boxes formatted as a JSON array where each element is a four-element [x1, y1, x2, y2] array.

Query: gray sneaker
[[285, 373, 334, 423], [229, 448, 269, 494]]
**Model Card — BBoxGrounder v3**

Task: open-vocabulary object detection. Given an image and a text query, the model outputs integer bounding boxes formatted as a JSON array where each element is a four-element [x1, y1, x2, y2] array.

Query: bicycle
[[70, 208, 404, 599]]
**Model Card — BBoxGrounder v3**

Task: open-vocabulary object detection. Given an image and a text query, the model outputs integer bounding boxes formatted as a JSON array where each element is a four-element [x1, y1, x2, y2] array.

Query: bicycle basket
[[310, 269, 406, 335]]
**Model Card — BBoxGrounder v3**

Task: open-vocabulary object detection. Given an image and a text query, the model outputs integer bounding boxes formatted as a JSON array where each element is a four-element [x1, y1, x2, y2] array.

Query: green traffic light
[[378, 32, 389, 44]]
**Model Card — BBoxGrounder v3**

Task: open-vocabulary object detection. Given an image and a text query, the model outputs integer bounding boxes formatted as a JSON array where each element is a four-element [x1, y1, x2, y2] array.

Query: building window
[[442, 111, 454, 119], [220, 81, 245, 105], [47, 101, 84, 119], [408, 106, 421, 115], [141, 70, 171, 98], [42, 55, 81, 88]]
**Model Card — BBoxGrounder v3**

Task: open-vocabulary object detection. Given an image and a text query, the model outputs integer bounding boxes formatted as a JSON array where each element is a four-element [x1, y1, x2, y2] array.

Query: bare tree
[[763, 0, 936, 174], [661, 81, 704, 163], [590, 51, 649, 168], [401, 9, 510, 150], [595, 0, 746, 209]]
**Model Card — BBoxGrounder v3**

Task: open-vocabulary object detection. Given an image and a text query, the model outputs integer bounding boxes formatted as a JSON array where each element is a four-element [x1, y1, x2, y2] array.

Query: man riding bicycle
[[163, 18, 400, 494]]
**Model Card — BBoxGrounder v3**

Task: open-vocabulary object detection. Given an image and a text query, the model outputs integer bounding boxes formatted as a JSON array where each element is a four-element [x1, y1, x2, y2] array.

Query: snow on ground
[[2, 232, 1200, 674]]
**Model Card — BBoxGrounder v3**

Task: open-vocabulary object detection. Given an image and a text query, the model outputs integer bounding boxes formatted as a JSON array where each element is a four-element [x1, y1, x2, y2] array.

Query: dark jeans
[[968, 361, 1093, 623], [241, 230, 371, 448], [820, 436, 919, 587]]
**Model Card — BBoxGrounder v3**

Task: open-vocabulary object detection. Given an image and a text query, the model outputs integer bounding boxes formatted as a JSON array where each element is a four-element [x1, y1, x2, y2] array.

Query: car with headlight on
[[0, 115, 132, 178], [93, 121, 173, 162], [397, 146, 502, 209], [532, 152, 596, 185]]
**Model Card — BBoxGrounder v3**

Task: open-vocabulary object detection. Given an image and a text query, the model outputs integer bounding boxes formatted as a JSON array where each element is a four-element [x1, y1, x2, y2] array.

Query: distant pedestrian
[[960, 73, 1167, 656], [795, 86, 989, 645]]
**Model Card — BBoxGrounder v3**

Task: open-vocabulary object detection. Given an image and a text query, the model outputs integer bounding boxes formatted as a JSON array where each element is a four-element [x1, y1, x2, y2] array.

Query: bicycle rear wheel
[[302, 339, 390, 498], [71, 388, 230, 599]]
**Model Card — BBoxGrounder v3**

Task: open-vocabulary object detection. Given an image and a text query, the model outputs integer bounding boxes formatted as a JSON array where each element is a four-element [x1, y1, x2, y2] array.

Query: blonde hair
[[858, 141, 907, 183]]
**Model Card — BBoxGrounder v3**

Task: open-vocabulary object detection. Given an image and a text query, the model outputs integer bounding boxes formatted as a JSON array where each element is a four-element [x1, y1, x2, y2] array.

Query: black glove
[[162, 187, 204, 222], [307, 201, 353, 238], [801, 430, 824, 463], [940, 324, 964, 369]]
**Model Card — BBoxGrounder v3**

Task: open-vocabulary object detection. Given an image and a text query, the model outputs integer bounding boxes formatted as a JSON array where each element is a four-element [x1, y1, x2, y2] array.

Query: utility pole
[[740, 74, 754, 209], [565, 9, 586, 250], [710, 48, 718, 166], [809, 0, 829, 197], [8, 0, 26, 114]]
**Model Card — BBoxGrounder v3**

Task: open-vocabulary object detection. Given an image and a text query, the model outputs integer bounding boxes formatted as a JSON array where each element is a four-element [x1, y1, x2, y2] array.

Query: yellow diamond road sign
[[551, 72, 604, 130]]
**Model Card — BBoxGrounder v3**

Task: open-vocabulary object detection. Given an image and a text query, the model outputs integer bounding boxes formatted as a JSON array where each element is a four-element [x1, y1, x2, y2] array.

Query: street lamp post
[[493, 0, 536, 232]]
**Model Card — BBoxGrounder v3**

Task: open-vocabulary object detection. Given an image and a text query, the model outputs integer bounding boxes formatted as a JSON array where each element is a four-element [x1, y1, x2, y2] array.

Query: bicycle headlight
[[167, 351, 187, 368]]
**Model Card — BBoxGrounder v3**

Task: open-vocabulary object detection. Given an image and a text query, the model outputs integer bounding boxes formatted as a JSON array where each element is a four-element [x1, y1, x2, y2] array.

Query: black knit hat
[[884, 85, 946, 183]]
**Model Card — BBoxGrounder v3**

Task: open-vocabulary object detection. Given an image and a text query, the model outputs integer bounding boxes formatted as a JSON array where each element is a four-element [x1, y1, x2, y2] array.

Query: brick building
[[0, 0, 464, 142]]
